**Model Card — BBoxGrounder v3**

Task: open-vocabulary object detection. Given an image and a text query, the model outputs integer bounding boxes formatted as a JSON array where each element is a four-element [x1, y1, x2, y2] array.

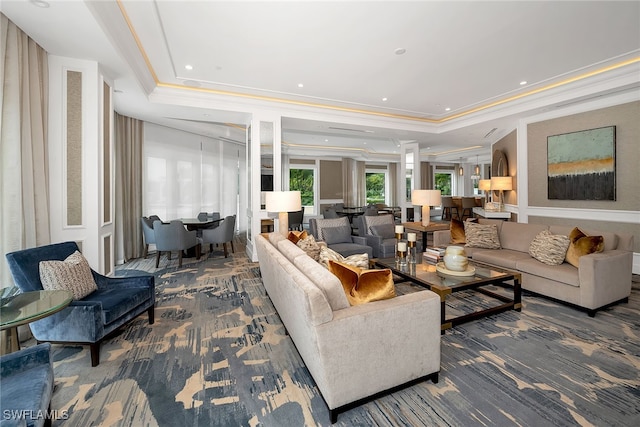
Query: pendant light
[[458, 157, 464, 176], [471, 155, 481, 180]]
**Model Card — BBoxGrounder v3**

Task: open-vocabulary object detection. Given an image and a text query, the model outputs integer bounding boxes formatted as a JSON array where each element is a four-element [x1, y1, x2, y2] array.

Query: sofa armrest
[[433, 230, 451, 247], [312, 290, 441, 408], [579, 250, 633, 309], [0, 343, 52, 377], [351, 235, 368, 246], [29, 302, 104, 342], [92, 272, 154, 289]]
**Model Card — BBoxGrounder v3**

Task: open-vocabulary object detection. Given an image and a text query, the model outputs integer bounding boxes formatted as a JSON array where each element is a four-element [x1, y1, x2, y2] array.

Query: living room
[[1, 1, 639, 426]]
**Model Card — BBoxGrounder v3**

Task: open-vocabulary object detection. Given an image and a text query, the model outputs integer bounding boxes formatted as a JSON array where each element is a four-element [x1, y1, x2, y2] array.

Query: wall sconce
[[411, 189, 442, 227], [478, 179, 491, 205], [490, 177, 512, 211], [265, 191, 302, 236]]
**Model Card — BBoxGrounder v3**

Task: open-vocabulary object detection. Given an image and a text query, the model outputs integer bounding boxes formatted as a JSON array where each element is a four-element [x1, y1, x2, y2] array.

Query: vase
[[443, 246, 468, 272]]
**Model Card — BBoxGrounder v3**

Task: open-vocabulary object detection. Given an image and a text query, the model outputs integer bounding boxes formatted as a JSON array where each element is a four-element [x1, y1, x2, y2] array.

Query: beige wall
[[319, 160, 342, 200], [492, 130, 518, 206]]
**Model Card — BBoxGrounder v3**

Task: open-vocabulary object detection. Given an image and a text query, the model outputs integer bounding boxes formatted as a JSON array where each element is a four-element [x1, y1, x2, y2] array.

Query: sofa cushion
[[277, 239, 307, 263], [472, 249, 532, 270], [363, 214, 395, 234], [269, 232, 286, 246], [322, 225, 353, 244], [293, 255, 350, 311], [565, 227, 604, 268], [370, 223, 395, 239], [499, 222, 549, 253], [464, 223, 501, 249], [327, 260, 396, 306], [296, 234, 321, 261], [528, 230, 570, 265], [39, 251, 98, 300], [515, 257, 580, 287], [83, 286, 153, 325], [318, 246, 369, 269]]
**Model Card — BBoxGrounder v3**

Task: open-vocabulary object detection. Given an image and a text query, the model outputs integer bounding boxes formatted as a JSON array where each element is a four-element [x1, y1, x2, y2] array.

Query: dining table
[[179, 217, 223, 231], [335, 207, 365, 223]]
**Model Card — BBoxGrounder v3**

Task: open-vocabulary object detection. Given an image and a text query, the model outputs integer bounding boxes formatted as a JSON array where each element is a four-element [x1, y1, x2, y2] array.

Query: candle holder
[[395, 232, 403, 263], [407, 240, 417, 265], [397, 240, 408, 267]]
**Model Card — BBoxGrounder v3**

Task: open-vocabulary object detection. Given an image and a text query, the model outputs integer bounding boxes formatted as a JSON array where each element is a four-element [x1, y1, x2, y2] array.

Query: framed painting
[[547, 126, 616, 200]]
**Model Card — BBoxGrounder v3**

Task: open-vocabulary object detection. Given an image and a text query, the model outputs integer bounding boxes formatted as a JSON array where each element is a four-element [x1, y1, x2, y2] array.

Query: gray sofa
[[255, 233, 441, 423], [434, 219, 634, 316]]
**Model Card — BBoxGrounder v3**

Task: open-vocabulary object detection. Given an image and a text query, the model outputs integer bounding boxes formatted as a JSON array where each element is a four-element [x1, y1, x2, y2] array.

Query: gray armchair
[[140, 216, 157, 258], [153, 220, 201, 268], [0, 343, 53, 427], [5, 242, 155, 367], [361, 214, 398, 258], [201, 215, 236, 257], [309, 217, 372, 257]]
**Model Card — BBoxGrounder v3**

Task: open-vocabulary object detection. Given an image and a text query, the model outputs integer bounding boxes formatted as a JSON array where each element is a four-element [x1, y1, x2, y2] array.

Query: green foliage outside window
[[289, 169, 314, 206], [435, 173, 452, 195], [366, 172, 385, 204]]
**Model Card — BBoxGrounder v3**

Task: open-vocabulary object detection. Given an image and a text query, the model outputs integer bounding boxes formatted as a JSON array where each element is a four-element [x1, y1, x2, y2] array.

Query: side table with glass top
[[0, 289, 73, 355]]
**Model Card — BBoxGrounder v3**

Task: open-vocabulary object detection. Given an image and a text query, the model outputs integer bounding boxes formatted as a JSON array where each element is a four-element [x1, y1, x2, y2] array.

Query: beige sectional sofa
[[434, 219, 634, 316], [255, 233, 441, 423]]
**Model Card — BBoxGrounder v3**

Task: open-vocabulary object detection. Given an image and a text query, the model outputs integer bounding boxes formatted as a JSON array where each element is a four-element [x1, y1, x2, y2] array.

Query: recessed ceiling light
[[185, 65, 193, 70], [382, 97, 388, 101], [324, 139, 329, 142], [395, 48, 406, 55], [520, 81, 527, 85], [445, 107, 451, 111], [298, 83, 304, 88], [30, 0, 50, 8]]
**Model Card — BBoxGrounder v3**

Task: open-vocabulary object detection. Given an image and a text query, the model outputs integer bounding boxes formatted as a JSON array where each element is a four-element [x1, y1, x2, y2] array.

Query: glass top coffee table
[[374, 256, 522, 334], [0, 289, 73, 354]]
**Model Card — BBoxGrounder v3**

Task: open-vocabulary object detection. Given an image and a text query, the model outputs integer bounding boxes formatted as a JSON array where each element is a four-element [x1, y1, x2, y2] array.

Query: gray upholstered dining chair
[[153, 220, 201, 268], [201, 215, 236, 257], [288, 210, 304, 231], [140, 216, 161, 258]]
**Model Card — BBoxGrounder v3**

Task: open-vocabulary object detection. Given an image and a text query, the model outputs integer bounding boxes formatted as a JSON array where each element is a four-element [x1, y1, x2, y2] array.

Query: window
[[290, 167, 315, 215], [366, 172, 386, 205], [435, 172, 453, 196]]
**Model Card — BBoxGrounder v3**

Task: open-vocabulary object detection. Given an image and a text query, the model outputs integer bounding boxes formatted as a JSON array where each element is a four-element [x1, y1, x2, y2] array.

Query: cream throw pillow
[[528, 230, 570, 265], [318, 246, 369, 269], [464, 222, 501, 249], [39, 251, 98, 300], [296, 234, 321, 261]]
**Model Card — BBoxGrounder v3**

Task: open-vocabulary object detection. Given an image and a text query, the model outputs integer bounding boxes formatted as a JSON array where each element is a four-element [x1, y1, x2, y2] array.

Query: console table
[[472, 207, 511, 220]]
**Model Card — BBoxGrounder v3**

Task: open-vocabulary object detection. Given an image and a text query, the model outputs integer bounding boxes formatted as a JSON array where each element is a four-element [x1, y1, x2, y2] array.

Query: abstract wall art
[[547, 126, 616, 200]]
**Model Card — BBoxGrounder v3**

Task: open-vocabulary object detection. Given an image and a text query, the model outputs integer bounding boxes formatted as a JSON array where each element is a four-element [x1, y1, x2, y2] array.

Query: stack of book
[[422, 247, 446, 265]]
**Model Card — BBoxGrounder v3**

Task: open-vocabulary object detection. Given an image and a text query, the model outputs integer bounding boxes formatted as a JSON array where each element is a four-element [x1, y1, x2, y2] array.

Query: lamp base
[[421, 205, 431, 227], [278, 212, 289, 236]]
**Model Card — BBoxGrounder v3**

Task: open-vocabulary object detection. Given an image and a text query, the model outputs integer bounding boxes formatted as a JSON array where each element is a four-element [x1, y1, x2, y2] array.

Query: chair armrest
[[365, 235, 384, 247], [579, 250, 632, 308], [92, 271, 154, 289], [351, 235, 368, 246], [29, 302, 104, 342], [0, 343, 52, 377]]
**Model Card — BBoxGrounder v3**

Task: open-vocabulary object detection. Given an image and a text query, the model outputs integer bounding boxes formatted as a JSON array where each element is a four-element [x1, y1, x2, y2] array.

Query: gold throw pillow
[[287, 230, 307, 244], [565, 227, 604, 268], [327, 260, 396, 306], [450, 218, 466, 244]]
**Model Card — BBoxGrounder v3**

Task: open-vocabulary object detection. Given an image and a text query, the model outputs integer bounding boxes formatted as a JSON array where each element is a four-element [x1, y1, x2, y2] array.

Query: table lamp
[[478, 179, 491, 206], [490, 176, 512, 211], [411, 189, 442, 227], [265, 191, 302, 236]]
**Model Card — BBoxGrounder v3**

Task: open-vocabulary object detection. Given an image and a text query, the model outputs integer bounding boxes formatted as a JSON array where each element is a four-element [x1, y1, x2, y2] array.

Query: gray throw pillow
[[370, 223, 395, 239], [322, 225, 353, 244]]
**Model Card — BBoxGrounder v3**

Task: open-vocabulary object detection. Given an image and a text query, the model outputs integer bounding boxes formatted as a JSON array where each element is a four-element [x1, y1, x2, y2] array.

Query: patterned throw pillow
[[528, 230, 570, 265], [296, 234, 321, 261], [565, 227, 604, 268], [464, 222, 501, 249], [39, 251, 98, 300], [327, 260, 396, 306], [318, 246, 369, 269]]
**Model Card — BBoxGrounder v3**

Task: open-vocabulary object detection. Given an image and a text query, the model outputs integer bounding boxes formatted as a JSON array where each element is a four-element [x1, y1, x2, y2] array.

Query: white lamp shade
[[265, 191, 302, 212], [411, 189, 442, 207], [490, 176, 513, 191], [478, 179, 491, 191]]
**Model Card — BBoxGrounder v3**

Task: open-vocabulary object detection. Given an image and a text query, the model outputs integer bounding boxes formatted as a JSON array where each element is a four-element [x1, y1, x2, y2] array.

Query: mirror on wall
[[492, 150, 508, 177]]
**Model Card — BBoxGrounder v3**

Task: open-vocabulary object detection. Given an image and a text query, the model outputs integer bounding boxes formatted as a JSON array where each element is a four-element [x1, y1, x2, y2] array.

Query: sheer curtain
[[0, 14, 50, 285], [114, 113, 144, 263]]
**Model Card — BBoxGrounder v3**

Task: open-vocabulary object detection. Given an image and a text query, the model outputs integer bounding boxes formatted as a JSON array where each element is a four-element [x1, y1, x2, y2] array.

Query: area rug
[[47, 249, 640, 426]]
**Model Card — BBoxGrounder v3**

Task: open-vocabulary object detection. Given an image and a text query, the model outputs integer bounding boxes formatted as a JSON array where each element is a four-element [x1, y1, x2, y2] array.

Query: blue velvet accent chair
[[5, 242, 155, 367], [0, 343, 53, 427]]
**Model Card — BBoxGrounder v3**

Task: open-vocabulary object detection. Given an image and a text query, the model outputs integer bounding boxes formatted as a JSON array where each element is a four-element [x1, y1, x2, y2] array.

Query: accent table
[[0, 289, 73, 355], [401, 221, 450, 249], [472, 207, 511, 220], [374, 256, 521, 334]]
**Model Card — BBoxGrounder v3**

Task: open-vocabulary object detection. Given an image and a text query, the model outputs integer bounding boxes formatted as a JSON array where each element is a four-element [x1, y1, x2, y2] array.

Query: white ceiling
[[2, 0, 639, 163]]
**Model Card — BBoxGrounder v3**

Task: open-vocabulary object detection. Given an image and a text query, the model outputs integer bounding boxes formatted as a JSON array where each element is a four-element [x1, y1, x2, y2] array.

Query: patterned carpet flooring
[[46, 244, 640, 426]]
